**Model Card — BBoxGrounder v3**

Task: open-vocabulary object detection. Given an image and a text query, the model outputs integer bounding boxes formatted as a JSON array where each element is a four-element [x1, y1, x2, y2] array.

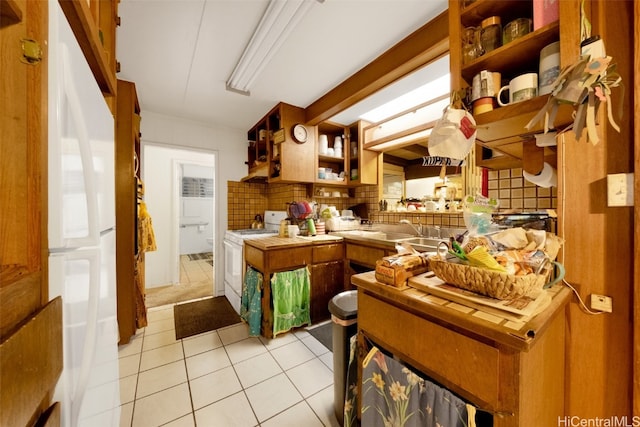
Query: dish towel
[[271, 267, 311, 337], [241, 267, 263, 336], [359, 346, 476, 427]]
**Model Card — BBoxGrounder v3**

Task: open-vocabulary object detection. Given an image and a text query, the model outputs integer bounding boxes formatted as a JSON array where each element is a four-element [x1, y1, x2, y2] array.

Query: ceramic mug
[[471, 70, 501, 101], [539, 41, 560, 95], [498, 73, 538, 106]]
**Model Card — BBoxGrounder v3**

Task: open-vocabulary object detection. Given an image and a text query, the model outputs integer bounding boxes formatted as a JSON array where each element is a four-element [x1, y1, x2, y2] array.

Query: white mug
[[539, 41, 560, 95], [497, 73, 538, 106]]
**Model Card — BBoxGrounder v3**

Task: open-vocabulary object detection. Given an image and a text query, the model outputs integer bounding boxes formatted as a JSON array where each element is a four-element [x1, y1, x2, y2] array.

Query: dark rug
[[188, 252, 213, 261], [308, 322, 333, 352], [174, 297, 241, 340]]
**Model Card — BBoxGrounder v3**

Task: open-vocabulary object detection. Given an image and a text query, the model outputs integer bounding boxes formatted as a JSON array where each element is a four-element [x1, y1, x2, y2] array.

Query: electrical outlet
[[607, 173, 634, 207], [590, 294, 613, 313]]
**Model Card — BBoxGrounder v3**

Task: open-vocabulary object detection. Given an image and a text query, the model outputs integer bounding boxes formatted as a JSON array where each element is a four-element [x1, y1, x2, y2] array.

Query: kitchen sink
[[379, 232, 416, 242], [402, 237, 448, 249]]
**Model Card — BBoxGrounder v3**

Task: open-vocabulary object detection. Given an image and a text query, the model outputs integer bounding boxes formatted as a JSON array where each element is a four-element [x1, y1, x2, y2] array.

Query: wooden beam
[[304, 10, 449, 125]]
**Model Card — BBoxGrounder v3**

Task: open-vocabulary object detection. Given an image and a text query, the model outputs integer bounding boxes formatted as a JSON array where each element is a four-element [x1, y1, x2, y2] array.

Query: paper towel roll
[[523, 162, 557, 187]]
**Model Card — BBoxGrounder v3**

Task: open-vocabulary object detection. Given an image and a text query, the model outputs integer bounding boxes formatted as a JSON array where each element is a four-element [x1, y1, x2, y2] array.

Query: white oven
[[223, 210, 287, 313]]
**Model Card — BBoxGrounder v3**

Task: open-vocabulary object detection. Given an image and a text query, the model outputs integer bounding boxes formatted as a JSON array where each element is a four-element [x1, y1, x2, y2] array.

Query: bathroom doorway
[[141, 144, 217, 307]]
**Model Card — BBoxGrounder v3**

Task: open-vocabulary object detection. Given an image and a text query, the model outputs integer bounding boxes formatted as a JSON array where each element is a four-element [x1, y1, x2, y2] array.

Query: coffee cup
[[498, 73, 538, 106], [539, 41, 560, 95], [471, 70, 501, 101]]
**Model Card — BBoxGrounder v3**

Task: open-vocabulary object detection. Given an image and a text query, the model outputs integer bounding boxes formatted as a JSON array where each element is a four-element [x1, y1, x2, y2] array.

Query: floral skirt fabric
[[358, 346, 474, 427]]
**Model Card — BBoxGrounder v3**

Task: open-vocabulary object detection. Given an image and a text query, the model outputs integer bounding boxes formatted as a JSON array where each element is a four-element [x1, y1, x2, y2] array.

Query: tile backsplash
[[486, 168, 557, 211], [227, 181, 379, 230], [227, 168, 556, 230]]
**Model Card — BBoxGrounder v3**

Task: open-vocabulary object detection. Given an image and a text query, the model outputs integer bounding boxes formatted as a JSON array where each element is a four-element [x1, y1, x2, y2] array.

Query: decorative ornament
[[525, 54, 623, 145]]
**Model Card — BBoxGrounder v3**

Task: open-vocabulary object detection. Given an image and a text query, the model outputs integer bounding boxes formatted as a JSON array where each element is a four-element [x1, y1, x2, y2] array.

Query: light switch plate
[[607, 173, 634, 207]]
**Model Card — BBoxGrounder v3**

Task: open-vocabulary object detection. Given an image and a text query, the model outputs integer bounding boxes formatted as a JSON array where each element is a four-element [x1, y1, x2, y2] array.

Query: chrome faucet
[[399, 219, 423, 236]]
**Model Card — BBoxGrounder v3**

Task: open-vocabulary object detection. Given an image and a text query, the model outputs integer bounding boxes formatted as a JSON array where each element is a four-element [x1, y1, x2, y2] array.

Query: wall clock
[[291, 123, 308, 144]]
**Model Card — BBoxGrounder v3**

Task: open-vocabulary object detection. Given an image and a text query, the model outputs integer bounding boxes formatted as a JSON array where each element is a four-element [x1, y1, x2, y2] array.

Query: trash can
[[328, 290, 358, 426]]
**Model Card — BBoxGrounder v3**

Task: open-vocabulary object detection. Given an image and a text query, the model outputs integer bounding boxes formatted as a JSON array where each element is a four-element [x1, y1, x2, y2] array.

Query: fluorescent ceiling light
[[360, 73, 450, 123], [368, 128, 433, 152], [226, 0, 322, 96]]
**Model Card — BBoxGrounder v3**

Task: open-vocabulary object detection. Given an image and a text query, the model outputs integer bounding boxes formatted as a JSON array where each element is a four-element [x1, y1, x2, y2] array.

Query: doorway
[[141, 144, 217, 307]]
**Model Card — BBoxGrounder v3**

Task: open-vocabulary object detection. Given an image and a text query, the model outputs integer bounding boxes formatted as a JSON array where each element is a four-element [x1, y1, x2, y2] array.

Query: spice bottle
[[480, 16, 502, 54]]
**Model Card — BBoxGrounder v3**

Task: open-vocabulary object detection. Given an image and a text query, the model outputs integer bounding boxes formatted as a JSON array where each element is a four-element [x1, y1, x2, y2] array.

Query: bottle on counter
[[307, 218, 317, 236], [279, 219, 290, 238]]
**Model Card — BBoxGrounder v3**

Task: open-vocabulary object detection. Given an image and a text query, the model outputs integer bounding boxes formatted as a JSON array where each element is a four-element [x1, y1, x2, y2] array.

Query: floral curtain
[[354, 346, 475, 427]]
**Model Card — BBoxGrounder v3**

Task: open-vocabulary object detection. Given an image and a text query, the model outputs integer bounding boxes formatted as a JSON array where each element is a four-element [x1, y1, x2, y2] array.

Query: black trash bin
[[328, 290, 358, 426]]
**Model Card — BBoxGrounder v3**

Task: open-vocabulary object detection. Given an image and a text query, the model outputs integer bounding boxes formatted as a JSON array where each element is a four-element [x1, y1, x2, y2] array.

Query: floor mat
[[308, 321, 333, 352], [174, 297, 241, 339], [187, 252, 213, 261]]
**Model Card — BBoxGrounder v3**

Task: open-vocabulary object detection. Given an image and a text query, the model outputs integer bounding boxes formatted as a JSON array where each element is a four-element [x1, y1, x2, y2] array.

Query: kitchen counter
[[352, 270, 571, 425], [244, 234, 342, 250]]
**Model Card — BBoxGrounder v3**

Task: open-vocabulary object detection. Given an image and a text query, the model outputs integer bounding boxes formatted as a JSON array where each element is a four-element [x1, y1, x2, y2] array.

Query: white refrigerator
[[48, 2, 121, 426]]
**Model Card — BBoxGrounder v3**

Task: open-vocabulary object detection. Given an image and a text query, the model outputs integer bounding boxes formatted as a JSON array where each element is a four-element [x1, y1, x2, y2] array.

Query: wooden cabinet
[[316, 120, 380, 186], [353, 272, 571, 426], [343, 240, 397, 289], [309, 243, 344, 322], [246, 102, 315, 183], [316, 121, 348, 186], [244, 238, 346, 337], [115, 79, 142, 344], [345, 120, 380, 186], [448, 0, 575, 170], [59, 0, 119, 109], [244, 239, 312, 338]]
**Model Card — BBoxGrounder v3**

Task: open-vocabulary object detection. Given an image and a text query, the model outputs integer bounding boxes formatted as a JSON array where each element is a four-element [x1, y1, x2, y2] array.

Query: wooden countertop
[[244, 234, 343, 250], [352, 270, 571, 351]]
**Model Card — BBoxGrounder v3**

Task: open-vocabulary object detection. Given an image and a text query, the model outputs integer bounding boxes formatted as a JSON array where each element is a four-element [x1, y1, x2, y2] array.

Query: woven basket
[[428, 256, 549, 300]]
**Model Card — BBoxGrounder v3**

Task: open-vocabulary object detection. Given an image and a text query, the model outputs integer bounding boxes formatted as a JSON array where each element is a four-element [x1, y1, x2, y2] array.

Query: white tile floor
[[118, 303, 340, 427]]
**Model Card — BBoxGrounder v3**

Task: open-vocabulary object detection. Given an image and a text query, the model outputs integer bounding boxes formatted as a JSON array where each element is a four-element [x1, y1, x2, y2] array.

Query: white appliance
[[47, 3, 120, 426], [223, 210, 287, 313]]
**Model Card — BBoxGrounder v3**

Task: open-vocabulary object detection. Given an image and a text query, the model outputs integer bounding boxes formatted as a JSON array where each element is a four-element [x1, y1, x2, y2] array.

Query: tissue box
[[375, 253, 429, 288]]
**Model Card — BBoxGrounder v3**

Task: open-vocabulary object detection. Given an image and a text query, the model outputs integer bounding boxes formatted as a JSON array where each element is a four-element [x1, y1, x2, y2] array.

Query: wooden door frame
[[634, 0, 640, 417]]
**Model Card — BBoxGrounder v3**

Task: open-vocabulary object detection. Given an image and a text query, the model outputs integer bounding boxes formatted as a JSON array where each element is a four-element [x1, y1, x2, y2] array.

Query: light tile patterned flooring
[[180, 254, 214, 284], [118, 303, 340, 427]]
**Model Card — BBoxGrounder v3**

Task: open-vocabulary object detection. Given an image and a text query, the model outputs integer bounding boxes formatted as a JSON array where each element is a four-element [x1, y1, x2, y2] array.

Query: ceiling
[[116, 0, 448, 133]]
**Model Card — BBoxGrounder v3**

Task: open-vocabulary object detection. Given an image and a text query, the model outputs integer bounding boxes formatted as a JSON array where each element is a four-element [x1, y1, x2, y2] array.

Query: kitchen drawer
[[266, 246, 312, 271], [312, 243, 344, 263], [345, 243, 385, 268], [358, 291, 500, 407]]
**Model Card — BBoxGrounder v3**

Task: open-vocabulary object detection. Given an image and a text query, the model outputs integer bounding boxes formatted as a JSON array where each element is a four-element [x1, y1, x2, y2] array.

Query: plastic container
[[328, 290, 358, 426]]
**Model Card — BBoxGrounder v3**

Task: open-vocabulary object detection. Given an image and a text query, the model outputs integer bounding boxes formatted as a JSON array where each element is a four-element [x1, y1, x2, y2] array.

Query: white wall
[[140, 111, 246, 295]]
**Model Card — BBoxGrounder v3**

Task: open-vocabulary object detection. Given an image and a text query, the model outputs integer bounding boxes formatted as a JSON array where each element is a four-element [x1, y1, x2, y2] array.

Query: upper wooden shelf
[[473, 94, 574, 143], [460, 21, 560, 84], [59, 0, 117, 97]]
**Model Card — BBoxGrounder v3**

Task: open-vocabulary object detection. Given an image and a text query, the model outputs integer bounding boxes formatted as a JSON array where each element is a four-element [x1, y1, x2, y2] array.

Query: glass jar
[[480, 16, 502, 54], [462, 26, 483, 64]]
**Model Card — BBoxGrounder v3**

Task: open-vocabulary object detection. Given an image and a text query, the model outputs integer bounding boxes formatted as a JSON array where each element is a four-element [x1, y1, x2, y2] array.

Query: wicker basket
[[428, 256, 550, 300]]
